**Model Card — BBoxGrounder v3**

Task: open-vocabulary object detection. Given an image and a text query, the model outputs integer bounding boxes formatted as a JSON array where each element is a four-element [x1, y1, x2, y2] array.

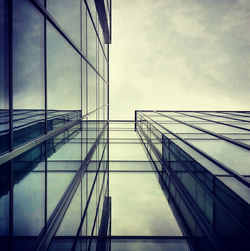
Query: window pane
[[47, 0, 81, 48], [13, 0, 45, 147], [111, 239, 190, 251], [88, 65, 96, 113], [87, 12, 96, 67], [47, 22, 81, 118], [0, 162, 10, 240], [187, 139, 250, 175], [110, 173, 183, 236], [13, 144, 45, 239], [0, 0, 9, 155]]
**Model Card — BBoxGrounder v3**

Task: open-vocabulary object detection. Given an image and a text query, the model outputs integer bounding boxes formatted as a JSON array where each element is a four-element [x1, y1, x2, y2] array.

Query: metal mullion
[[29, 0, 108, 86], [8, 0, 14, 248], [107, 43, 109, 121], [87, 169, 108, 251], [84, 0, 108, 78], [137, 124, 224, 250], [87, 146, 108, 250], [109, 0, 112, 44], [11, 111, 46, 123], [44, 0, 48, 229], [136, 110, 250, 114], [223, 111, 250, 119], [85, 104, 108, 118], [72, 142, 107, 250], [7, 110, 30, 117], [13, 117, 47, 131], [157, 131, 250, 231], [80, 1, 83, 242], [0, 119, 82, 166], [157, 112, 250, 150], [200, 111, 250, 123], [33, 124, 107, 250], [177, 111, 250, 132], [85, 0, 88, 118], [141, 112, 250, 188], [96, 22, 98, 116], [84, 0, 108, 63], [136, 126, 194, 240]]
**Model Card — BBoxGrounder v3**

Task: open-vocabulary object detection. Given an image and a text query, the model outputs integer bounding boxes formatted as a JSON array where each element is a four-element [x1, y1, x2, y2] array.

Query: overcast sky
[[110, 0, 250, 120]]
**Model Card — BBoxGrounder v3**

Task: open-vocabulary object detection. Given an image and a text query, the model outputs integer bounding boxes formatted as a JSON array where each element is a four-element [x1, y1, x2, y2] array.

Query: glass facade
[[1, 1, 250, 251], [136, 111, 250, 251], [0, 0, 110, 250]]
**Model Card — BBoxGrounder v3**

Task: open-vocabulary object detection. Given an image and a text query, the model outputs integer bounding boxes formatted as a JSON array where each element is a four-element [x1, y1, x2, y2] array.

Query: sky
[[110, 0, 250, 120]]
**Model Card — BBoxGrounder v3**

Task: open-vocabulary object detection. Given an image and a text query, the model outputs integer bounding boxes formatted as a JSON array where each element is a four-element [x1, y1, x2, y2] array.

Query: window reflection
[[47, 22, 81, 111], [13, 0, 45, 147], [87, 12, 96, 67], [47, 0, 81, 48], [0, 0, 9, 155], [87, 65, 96, 113]]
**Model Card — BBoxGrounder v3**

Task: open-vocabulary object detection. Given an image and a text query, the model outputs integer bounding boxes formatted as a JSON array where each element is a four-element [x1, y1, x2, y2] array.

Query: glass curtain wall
[[0, 0, 110, 250], [136, 110, 250, 251], [108, 121, 190, 251]]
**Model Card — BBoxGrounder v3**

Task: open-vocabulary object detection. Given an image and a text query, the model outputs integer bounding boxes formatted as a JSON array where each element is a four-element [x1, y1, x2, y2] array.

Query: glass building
[[135, 110, 250, 251], [0, 1, 250, 251]]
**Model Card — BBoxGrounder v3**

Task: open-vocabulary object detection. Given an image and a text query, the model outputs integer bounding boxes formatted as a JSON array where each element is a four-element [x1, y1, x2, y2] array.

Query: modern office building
[[135, 110, 250, 251], [0, 0, 110, 250], [0, 1, 250, 251]]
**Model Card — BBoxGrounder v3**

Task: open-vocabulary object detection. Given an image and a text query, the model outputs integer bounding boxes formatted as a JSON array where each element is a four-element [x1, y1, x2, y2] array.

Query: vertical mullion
[[85, 0, 88, 240], [80, 0, 82, 117], [95, 12, 98, 237], [44, 0, 48, 228], [80, 0, 83, 243], [8, 0, 14, 249]]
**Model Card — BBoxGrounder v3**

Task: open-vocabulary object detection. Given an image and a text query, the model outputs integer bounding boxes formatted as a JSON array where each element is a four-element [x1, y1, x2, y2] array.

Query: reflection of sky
[[110, 0, 250, 119], [110, 172, 182, 236], [47, 172, 75, 219], [47, 142, 81, 161], [47, 23, 81, 110], [0, 0, 8, 109], [88, 65, 97, 112], [10, 170, 75, 235], [13, 0, 44, 110], [0, 192, 8, 235], [111, 239, 190, 251], [13, 172, 44, 235], [56, 180, 83, 236], [47, 0, 81, 48], [187, 139, 250, 175], [11, 0, 82, 111], [87, 13, 97, 66]]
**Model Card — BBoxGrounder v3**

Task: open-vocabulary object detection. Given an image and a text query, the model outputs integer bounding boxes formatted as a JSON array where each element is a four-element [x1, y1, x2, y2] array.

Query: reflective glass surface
[[110, 172, 182, 236], [187, 139, 250, 175], [111, 239, 190, 251], [87, 12, 96, 67], [0, 0, 9, 155], [0, 162, 9, 237], [47, 22, 81, 111], [137, 111, 250, 251], [87, 65, 96, 113], [13, 0, 45, 147], [13, 143, 45, 249], [47, 0, 81, 47]]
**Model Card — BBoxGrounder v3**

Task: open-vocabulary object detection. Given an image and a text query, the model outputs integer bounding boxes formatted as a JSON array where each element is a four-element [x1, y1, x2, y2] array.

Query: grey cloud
[[110, 0, 250, 119]]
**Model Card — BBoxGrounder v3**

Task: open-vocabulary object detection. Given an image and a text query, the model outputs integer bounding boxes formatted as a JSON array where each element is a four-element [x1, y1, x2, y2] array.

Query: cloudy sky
[[110, 0, 250, 120]]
